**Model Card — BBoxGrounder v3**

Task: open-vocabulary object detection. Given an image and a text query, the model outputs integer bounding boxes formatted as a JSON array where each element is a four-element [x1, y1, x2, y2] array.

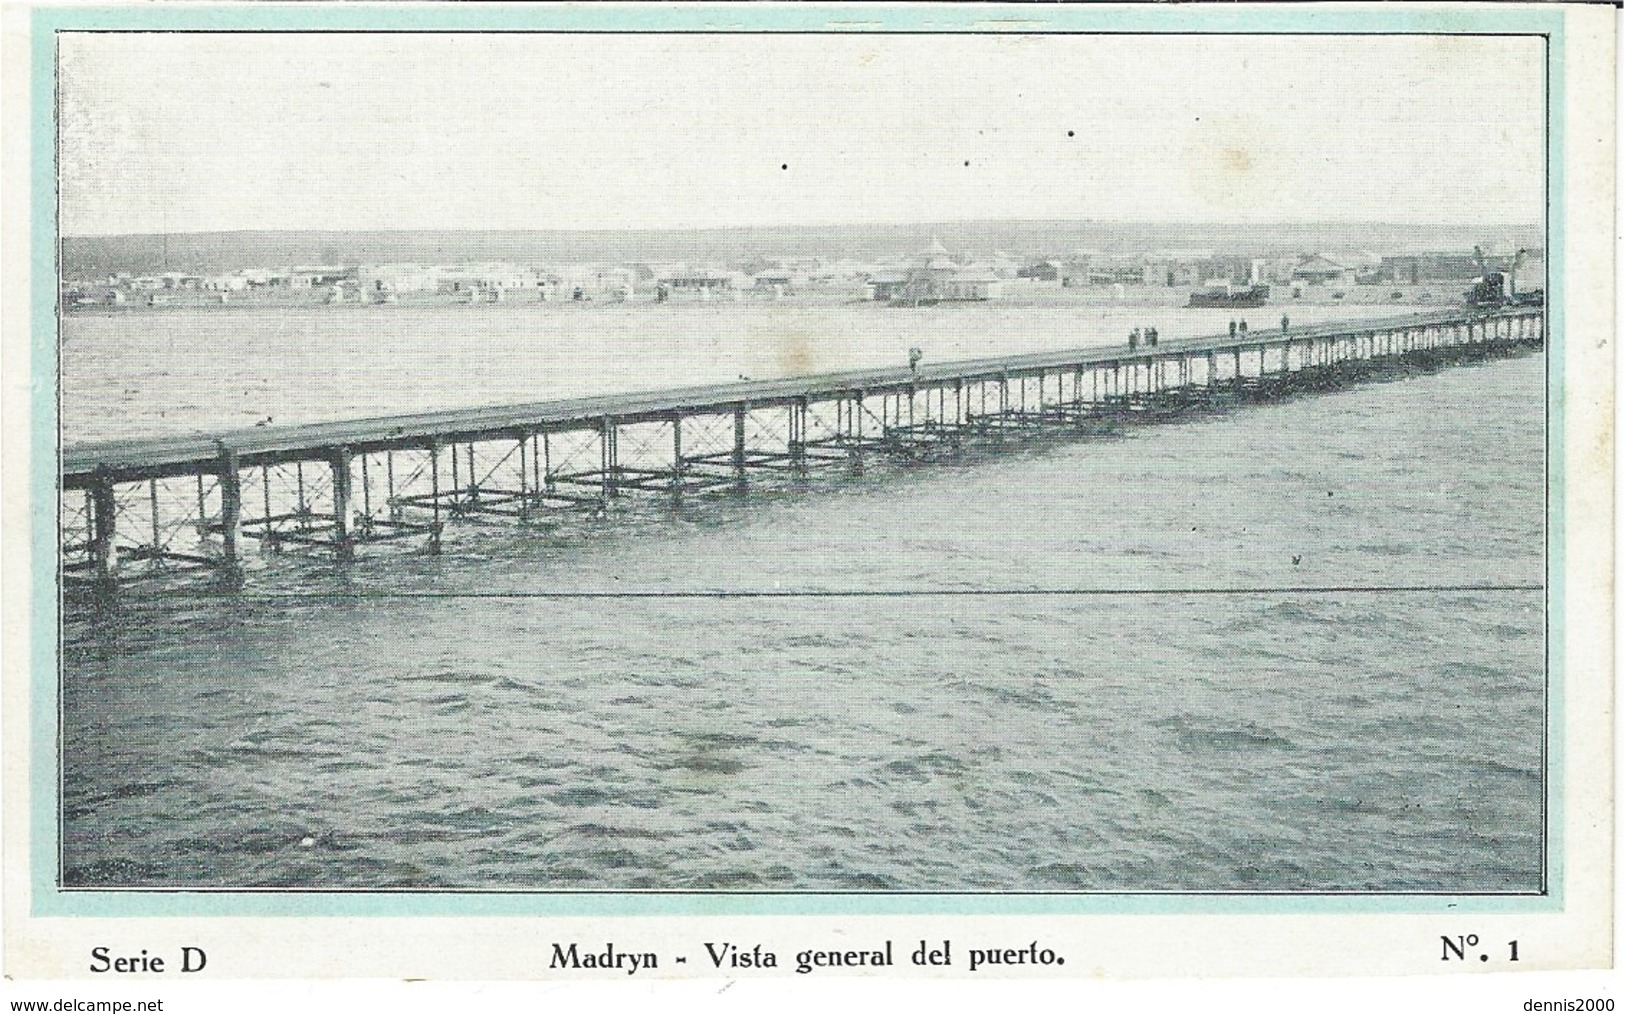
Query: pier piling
[[218, 446, 241, 566], [89, 470, 117, 586], [330, 447, 354, 561]]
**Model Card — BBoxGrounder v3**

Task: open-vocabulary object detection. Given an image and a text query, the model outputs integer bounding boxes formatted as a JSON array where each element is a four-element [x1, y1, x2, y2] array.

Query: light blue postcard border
[[30, 3, 1568, 918]]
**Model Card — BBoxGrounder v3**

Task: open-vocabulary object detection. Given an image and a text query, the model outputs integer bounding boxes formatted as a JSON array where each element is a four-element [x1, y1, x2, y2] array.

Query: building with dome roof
[[866, 239, 1002, 304]]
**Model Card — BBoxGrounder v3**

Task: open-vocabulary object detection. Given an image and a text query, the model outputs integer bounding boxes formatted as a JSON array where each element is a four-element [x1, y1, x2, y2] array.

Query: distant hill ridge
[[61, 221, 1544, 278]]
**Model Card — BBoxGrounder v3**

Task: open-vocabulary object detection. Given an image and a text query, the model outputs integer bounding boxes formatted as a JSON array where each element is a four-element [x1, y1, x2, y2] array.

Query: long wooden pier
[[60, 305, 1544, 587]]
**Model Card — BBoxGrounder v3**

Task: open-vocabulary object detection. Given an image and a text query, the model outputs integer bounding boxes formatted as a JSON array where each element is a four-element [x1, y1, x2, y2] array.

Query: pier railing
[[60, 305, 1544, 587]]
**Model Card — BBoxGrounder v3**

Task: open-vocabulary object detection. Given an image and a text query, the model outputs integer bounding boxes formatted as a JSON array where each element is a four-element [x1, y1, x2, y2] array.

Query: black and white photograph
[[52, 27, 1555, 894], [6, 3, 1615, 993]]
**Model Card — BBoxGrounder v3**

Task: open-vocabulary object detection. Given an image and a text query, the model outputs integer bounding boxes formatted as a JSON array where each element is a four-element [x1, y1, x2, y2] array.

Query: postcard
[[2, 1, 1614, 999]]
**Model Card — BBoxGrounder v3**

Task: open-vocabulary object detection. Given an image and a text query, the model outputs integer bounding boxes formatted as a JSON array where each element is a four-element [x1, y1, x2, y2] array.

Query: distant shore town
[[61, 239, 1543, 312]]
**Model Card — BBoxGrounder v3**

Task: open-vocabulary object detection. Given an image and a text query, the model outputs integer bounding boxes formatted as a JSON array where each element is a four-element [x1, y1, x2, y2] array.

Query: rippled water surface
[[59, 305, 1545, 892]]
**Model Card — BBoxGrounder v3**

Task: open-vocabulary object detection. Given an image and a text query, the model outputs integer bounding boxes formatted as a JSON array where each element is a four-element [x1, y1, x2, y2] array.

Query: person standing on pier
[[1229, 320, 1238, 339], [1147, 327, 1159, 347], [1128, 328, 1140, 351], [1281, 314, 1290, 334], [1239, 320, 1249, 337]]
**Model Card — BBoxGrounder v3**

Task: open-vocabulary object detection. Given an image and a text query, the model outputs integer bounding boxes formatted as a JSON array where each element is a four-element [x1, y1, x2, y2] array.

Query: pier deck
[[59, 305, 1544, 586]]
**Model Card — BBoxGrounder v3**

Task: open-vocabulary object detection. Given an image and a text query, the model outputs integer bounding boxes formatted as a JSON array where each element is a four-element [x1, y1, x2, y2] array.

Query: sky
[[57, 32, 1546, 236]]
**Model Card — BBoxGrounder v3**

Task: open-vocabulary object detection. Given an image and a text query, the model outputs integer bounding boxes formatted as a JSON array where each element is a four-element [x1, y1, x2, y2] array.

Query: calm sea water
[[62, 299, 1426, 442], [59, 302, 1545, 892]]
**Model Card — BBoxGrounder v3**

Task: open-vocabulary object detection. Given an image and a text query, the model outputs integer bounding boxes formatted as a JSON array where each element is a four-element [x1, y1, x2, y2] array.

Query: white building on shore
[[358, 264, 443, 296], [867, 240, 1002, 303]]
